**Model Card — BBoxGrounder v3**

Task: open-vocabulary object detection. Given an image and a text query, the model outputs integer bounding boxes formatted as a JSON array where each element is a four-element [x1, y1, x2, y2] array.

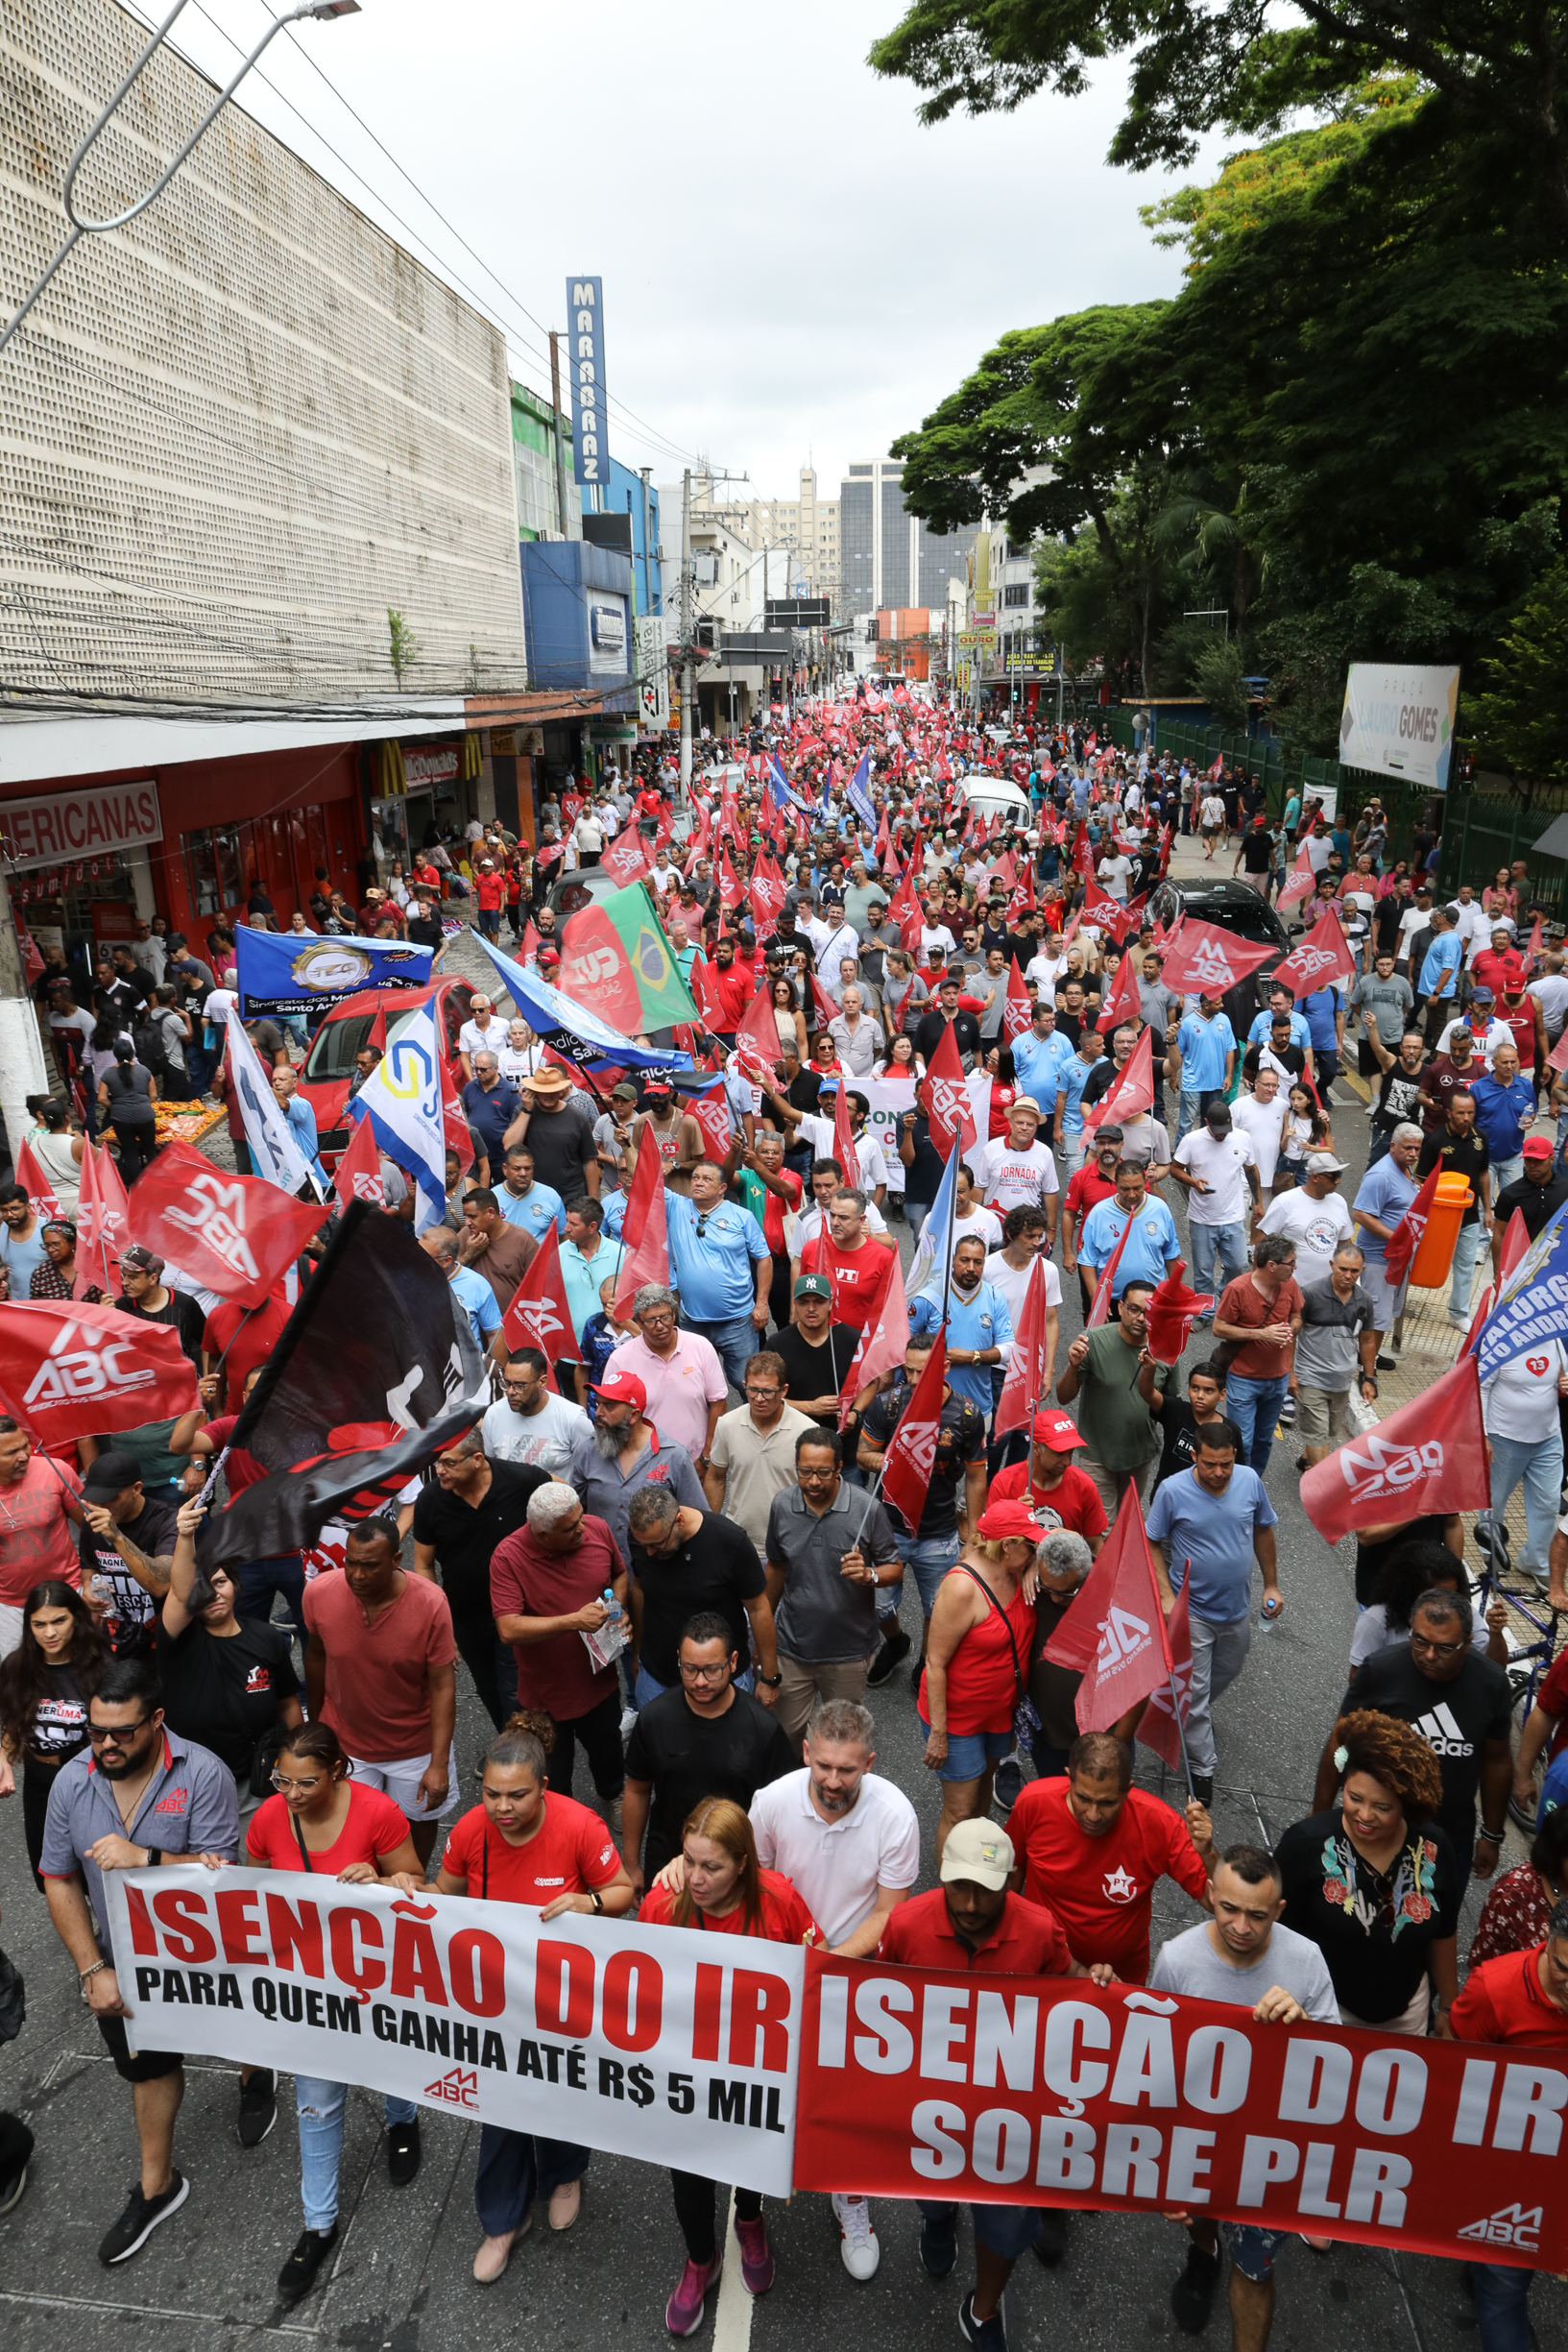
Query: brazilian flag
[[558, 883, 700, 1034]]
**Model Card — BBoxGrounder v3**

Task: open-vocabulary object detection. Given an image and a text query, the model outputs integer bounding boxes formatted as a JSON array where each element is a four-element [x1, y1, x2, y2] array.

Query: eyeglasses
[[679, 1660, 732, 1682], [641, 1310, 676, 1327], [1411, 1633, 1464, 1659], [88, 1718, 151, 1743], [270, 1770, 325, 1794], [745, 1386, 781, 1401]]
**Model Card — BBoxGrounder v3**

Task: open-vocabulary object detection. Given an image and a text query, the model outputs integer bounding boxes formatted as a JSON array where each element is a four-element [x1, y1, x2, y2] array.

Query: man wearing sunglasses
[[40, 1655, 238, 2266]]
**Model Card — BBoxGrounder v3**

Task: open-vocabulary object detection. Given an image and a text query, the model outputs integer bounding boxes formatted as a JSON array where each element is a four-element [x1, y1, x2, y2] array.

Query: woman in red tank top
[[918, 1501, 1038, 1864]]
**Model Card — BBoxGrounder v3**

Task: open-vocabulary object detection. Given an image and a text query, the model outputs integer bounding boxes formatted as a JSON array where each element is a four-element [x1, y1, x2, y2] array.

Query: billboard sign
[[0, 780, 161, 871], [635, 616, 669, 731], [566, 276, 606, 490], [1339, 663, 1459, 790]]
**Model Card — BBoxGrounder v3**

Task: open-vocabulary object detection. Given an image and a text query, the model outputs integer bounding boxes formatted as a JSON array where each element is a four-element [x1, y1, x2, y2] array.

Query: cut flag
[[0, 1297, 198, 1448], [1098, 948, 1144, 1033], [500, 1224, 583, 1382], [879, 1335, 948, 1534], [924, 1021, 977, 1158], [1276, 842, 1316, 912], [1137, 1578, 1193, 1774], [1158, 919, 1278, 999], [1086, 1204, 1136, 1327], [127, 1141, 326, 1307], [74, 1142, 130, 1300], [994, 1254, 1049, 1440], [1083, 1031, 1155, 1137], [836, 1248, 908, 1428], [14, 1136, 61, 1224], [330, 1110, 385, 1210], [1272, 905, 1358, 997], [1384, 1162, 1441, 1288], [611, 1141, 669, 1320], [1300, 1354, 1488, 1543], [1042, 1485, 1172, 1733], [600, 830, 651, 889], [1001, 957, 1032, 1044]]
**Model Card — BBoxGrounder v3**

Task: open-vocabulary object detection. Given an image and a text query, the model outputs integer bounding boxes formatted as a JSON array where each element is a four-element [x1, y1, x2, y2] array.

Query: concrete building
[[839, 458, 977, 629]]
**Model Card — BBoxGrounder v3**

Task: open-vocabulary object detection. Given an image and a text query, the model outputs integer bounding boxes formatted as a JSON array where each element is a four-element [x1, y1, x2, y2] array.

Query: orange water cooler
[[1408, 1174, 1473, 1288]]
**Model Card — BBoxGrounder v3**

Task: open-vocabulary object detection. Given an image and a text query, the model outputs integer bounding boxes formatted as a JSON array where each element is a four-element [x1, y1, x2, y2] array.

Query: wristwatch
[[590, 1887, 604, 1914], [759, 1671, 784, 1687], [143, 1845, 162, 1867]]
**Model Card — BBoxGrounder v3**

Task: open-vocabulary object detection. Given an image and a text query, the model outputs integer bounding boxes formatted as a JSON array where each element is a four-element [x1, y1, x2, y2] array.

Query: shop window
[[183, 824, 244, 917]]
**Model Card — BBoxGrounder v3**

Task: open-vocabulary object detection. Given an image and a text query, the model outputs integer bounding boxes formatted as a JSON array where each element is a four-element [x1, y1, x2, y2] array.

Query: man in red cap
[[987, 1410, 1108, 1547], [1492, 1132, 1568, 1279]]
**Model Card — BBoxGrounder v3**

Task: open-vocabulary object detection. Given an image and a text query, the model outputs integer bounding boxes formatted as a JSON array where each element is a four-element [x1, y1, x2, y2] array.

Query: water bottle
[[600, 1586, 625, 1631]]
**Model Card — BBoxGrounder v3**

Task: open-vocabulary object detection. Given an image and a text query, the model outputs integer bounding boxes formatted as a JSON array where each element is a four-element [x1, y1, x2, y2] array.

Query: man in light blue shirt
[[666, 1160, 770, 1390], [1349, 1121, 1419, 1348], [1418, 909, 1462, 1024], [1146, 1426, 1279, 1791], [272, 1067, 327, 1192], [1078, 1163, 1181, 1300], [914, 1231, 1013, 1416], [1172, 997, 1237, 1142], [1012, 1004, 1076, 1114], [422, 1226, 502, 1361], [1049, 1031, 1105, 1179], [560, 1198, 625, 1340], [495, 1145, 567, 1241], [1245, 989, 1312, 1057]]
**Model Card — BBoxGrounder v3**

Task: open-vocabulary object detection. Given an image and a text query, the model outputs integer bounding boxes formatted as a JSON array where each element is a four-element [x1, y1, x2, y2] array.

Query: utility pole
[[549, 332, 571, 538], [679, 467, 694, 800], [639, 466, 654, 617]]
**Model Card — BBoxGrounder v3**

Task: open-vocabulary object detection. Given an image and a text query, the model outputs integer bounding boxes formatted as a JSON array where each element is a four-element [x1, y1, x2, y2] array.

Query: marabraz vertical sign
[[567, 276, 607, 489]]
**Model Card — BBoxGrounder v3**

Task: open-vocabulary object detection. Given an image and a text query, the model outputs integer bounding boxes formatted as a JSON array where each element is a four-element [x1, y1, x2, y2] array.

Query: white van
[[958, 777, 1033, 830]]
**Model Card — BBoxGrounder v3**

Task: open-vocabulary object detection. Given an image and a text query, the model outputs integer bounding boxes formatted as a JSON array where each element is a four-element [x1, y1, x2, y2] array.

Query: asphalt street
[[0, 892, 1558, 2352]]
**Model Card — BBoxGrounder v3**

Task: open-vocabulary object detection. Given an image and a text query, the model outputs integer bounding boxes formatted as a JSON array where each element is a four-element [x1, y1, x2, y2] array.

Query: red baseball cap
[[977, 1499, 1044, 1542], [591, 1365, 647, 1411], [1032, 1409, 1082, 1452], [1524, 1136, 1555, 1161]]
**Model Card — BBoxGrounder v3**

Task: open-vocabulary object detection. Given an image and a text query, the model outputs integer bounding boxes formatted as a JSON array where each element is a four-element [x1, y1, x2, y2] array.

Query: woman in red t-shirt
[[398, 1711, 631, 2280], [246, 1725, 420, 2308], [640, 1797, 820, 2334], [918, 1504, 1037, 1865]]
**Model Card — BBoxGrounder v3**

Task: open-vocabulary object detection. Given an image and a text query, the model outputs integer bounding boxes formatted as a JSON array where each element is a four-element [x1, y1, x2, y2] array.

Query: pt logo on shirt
[[244, 1665, 271, 1694], [1414, 1704, 1474, 1758], [1097, 1606, 1152, 1673], [1101, 1864, 1139, 1904]]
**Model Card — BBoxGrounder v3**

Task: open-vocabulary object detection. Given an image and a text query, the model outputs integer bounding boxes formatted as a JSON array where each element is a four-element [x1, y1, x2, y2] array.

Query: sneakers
[[98, 2171, 190, 2266], [277, 2224, 338, 2307], [473, 2214, 530, 2283], [832, 2192, 880, 2279], [619, 1703, 639, 1737], [665, 2251, 722, 2335], [993, 1753, 1024, 1815], [1376, 1352, 1398, 1371], [387, 2118, 422, 2187], [735, 2212, 775, 2293], [1033, 2206, 1069, 2267], [1277, 1395, 1296, 1427], [1191, 1772, 1215, 1806], [548, 2179, 581, 2231], [959, 2291, 1009, 2350], [919, 2210, 957, 2280], [238, 2068, 277, 2147], [1171, 2241, 1223, 2333], [866, 1626, 911, 1686]]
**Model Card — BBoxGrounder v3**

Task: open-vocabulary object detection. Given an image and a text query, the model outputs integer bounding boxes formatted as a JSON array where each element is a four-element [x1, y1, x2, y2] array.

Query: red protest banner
[[600, 830, 651, 889], [995, 1254, 1049, 1440], [611, 1143, 669, 1320], [880, 1335, 948, 1533], [330, 1110, 385, 1210], [126, 1142, 326, 1307], [795, 1952, 1567, 2267], [500, 1223, 583, 1374], [1159, 920, 1278, 998], [1300, 1355, 1489, 1543], [14, 1135, 61, 1224], [1273, 906, 1358, 997], [0, 1298, 198, 1444]]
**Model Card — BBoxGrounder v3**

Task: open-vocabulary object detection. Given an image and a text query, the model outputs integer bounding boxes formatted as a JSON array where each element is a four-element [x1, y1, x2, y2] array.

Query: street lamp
[[2, 0, 362, 355]]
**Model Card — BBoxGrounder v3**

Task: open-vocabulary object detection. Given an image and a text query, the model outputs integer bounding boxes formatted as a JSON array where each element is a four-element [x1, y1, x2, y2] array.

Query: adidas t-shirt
[[1340, 1646, 1512, 1857]]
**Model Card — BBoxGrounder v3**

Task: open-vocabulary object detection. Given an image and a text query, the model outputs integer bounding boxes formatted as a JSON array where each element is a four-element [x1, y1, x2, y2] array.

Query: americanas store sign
[[0, 780, 162, 871]]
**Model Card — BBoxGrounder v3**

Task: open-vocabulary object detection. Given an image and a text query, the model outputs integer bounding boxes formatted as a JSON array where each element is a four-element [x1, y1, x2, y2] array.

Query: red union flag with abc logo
[[1043, 1483, 1173, 1731], [1157, 918, 1278, 998], [126, 1141, 326, 1306], [0, 1297, 197, 1444], [1301, 1356, 1488, 1543], [500, 1223, 583, 1375], [1271, 905, 1358, 997]]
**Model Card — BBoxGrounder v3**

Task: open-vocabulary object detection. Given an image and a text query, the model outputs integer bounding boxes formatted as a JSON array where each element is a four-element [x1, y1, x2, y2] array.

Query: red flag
[[611, 1137, 669, 1319], [1301, 1355, 1489, 1543], [1462, 1282, 1495, 1357], [1083, 1030, 1155, 1137], [1137, 1577, 1193, 1771], [688, 1077, 736, 1162], [600, 830, 651, 889], [836, 1248, 908, 1427], [830, 1073, 859, 1183], [441, 1061, 476, 1178], [125, 1141, 326, 1306], [717, 849, 745, 909], [1070, 824, 1093, 881], [1524, 914, 1544, 972], [995, 1254, 1049, 1439], [1086, 1201, 1137, 1327], [519, 917, 543, 964], [74, 1142, 130, 1299], [1144, 1258, 1214, 1365], [0, 1297, 198, 1446], [880, 1336, 949, 1533], [924, 1020, 977, 1157], [1276, 841, 1316, 911], [1499, 1209, 1532, 1281], [808, 969, 840, 1031], [500, 1223, 583, 1376], [1549, 1021, 1568, 1079], [1159, 917, 1279, 998], [1045, 1486, 1172, 1734], [330, 1109, 385, 1210], [1001, 955, 1032, 1045], [1384, 1161, 1441, 1288], [14, 1136, 61, 1224], [1098, 948, 1144, 1033], [1272, 904, 1358, 997], [736, 982, 783, 1070]]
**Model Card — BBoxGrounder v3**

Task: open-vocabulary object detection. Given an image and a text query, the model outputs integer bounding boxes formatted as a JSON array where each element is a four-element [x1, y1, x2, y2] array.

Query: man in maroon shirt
[[490, 1479, 629, 1823], [879, 1818, 1111, 2340]]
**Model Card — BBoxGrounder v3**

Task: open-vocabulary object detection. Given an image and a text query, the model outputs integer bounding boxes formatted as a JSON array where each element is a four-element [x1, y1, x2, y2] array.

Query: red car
[[298, 975, 475, 1167]]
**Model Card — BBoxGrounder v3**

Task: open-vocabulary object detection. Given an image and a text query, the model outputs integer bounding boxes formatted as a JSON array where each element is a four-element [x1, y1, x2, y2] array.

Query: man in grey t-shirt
[[764, 1429, 903, 1743], [1291, 1241, 1379, 1466], [1150, 1847, 1339, 2337]]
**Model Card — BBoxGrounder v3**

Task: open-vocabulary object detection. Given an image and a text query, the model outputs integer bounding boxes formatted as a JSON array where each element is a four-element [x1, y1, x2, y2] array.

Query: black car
[[1147, 876, 1294, 1038]]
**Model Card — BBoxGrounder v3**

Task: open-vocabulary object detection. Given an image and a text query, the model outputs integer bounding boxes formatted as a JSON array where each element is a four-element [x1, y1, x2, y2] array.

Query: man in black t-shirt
[[625, 1485, 774, 1697], [507, 1066, 599, 1200], [77, 1449, 183, 1656], [1314, 1590, 1512, 1871], [112, 1245, 205, 1367], [771, 1275, 864, 1434], [913, 978, 981, 1070], [1233, 815, 1273, 890], [412, 1437, 545, 1727], [620, 1613, 796, 1890]]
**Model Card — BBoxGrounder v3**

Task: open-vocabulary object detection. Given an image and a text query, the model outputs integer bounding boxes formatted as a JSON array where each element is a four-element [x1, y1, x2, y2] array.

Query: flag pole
[[1169, 1555, 1197, 1803]]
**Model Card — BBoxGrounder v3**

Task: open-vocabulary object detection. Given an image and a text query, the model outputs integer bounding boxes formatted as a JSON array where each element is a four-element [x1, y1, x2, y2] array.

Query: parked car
[[298, 975, 474, 1167], [957, 777, 1033, 831], [1146, 875, 1291, 1038]]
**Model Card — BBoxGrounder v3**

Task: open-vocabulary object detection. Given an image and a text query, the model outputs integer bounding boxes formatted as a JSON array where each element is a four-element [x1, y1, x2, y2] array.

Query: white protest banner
[[103, 1866, 802, 2194], [861, 1073, 916, 1195]]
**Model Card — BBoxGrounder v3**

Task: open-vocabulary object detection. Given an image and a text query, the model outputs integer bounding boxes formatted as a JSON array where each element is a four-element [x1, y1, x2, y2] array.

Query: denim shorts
[[918, 1713, 1014, 1782], [1223, 2221, 1290, 2281], [919, 2198, 1043, 2261]]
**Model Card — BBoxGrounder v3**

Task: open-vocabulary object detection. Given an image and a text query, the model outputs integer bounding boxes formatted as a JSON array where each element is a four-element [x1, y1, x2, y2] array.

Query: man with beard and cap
[[565, 1363, 709, 1566]]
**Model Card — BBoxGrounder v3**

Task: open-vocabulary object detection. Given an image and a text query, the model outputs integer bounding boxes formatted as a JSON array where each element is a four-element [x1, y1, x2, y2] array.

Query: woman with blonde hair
[[640, 1797, 821, 2332]]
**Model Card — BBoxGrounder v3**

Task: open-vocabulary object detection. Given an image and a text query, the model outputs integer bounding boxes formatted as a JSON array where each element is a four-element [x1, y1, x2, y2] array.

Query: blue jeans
[[1366, 1124, 1392, 1166], [1176, 1087, 1224, 1144], [182, 1042, 212, 1098], [1225, 1372, 1290, 1474], [878, 1531, 960, 1622], [681, 1311, 759, 1390], [236, 1553, 306, 1646], [920, 2197, 1043, 2260], [1469, 2263, 1534, 2352], [297, 2075, 416, 2232], [474, 2124, 588, 2235], [905, 1200, 932, 1242], [1484, 1433, 1565, 1575], [1189, 1220, 1246, 1300]]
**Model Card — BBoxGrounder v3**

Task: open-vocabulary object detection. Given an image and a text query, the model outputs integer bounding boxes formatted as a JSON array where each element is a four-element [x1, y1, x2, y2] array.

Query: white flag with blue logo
[[907, 1142, 959, 1301], [846, 751, 876, 830], [346, 1000, 447, 1232], [222, 1008, 322, 1200]]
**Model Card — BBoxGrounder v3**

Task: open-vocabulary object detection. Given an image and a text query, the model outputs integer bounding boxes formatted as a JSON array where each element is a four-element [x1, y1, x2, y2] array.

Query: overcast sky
[[142, 0, 1218, 505]]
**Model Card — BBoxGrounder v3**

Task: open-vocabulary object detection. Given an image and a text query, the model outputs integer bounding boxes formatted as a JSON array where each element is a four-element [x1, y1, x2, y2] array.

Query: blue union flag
[[1475, 1199, 1568, 1379]]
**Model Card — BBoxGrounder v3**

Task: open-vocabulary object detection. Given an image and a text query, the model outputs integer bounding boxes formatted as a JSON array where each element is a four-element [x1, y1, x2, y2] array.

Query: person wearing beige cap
[[878, 1817, 1111, 2346], [502, 1064, 600, 1205]]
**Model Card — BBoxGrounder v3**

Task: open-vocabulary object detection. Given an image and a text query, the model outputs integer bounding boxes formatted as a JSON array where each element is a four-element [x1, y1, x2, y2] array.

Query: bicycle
[[1471, 1516, 1564, 1833]]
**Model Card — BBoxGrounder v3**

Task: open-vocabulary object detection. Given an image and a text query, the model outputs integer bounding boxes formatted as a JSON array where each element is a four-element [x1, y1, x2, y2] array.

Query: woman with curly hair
[[1275, 1709, 1461, 2034], [0, 1579, 108, 1882]]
